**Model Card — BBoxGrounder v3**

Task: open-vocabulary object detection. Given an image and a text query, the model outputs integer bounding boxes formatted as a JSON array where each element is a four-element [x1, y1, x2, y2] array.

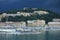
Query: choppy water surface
[[0, 31, 60, 40]]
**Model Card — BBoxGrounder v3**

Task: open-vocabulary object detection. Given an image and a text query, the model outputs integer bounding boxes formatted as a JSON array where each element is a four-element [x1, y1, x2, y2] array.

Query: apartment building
[[33, 11, 49, 15], [48, 22, 60, 30], [13, 21, 26, 27], [17, 12, 32, 16], [48, 22, 60, 27], [0, 21, 26, 28], [53, 19, 60, 22], [27, 20, 45, 27]]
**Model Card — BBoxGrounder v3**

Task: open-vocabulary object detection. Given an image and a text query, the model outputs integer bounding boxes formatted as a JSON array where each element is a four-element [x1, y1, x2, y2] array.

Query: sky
[[0, 0, 60, 14]]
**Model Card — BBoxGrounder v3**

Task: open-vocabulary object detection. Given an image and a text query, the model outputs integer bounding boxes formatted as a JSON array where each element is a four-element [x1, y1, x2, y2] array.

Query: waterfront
[[0, 31, 60, 40]]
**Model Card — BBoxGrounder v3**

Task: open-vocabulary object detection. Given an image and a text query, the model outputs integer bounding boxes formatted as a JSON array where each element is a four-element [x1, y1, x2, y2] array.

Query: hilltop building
[[2, 12, 32, 17], [2, 13, 18, 17], [17, 12, 32, 16], [33, 11, 49, 15]]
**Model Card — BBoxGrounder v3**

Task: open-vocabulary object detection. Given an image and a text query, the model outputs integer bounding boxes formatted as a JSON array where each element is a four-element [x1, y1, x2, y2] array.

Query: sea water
[[0, 31, 60, 40]]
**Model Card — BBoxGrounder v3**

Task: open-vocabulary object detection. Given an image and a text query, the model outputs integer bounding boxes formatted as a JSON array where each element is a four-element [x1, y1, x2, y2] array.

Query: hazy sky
[[0, 0, 60, 14]]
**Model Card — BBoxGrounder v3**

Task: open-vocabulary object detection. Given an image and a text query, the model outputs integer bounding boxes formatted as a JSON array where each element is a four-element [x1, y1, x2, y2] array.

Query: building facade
[[17, 12, 32, 16], [33, 11, 49, 15], [0, 21, 26, 28], [27, 20, 45, 27], [48, 22, 60, 30], [53, 19, 60, 22], [48, 22, 60, 27]]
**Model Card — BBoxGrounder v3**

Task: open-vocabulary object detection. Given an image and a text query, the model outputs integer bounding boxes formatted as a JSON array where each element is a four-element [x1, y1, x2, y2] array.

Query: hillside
[[1, 8, 60, 24]]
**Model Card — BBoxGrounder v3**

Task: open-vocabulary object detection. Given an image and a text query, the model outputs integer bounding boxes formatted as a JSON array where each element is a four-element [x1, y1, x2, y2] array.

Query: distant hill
[[1, 8, 60, 24]]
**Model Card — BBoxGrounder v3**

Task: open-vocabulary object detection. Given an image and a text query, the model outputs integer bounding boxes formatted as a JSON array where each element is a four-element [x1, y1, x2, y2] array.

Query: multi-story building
[[53, 19, 60, 22], [13, 21, 26, 27], [48, 22, 60, 27], [2, 13, 19, 17], [2, 12, 32, 17], [48, 22, 60, 30], [0, 21, 26, 28], [17, 12, 32, 16], [33, 11, 49, 15], [27, 20, 45, 27]]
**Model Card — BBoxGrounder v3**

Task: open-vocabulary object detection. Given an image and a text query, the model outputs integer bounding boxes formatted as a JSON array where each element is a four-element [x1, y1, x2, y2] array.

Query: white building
[[2, 12, 32, 17], [53, 19, 60, 22], [48, 22, 60, 30], [33, 11, 49, 15], [48, 22, 60, 27], [0, 21, 26, 28], [13, 21, 26, 27], [2, 13, 7, 17], [17, 12, 32, 16], [0, 22, 15, 29], [16, 12, 21, 16], [27, 20, 45, 27], [2, 13, 18, 17]]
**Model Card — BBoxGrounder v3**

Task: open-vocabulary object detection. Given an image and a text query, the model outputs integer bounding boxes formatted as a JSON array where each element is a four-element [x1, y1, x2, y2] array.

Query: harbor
[[0, 18, 60, 34], [0, 25, 60, 34], [0, 9, 60, 37], [0, 0, 60, 39], [0, 30, 60, 40]]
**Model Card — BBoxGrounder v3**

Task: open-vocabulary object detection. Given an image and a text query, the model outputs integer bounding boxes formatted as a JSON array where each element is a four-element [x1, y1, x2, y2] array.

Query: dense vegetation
[[1, 8, 60, 24]]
